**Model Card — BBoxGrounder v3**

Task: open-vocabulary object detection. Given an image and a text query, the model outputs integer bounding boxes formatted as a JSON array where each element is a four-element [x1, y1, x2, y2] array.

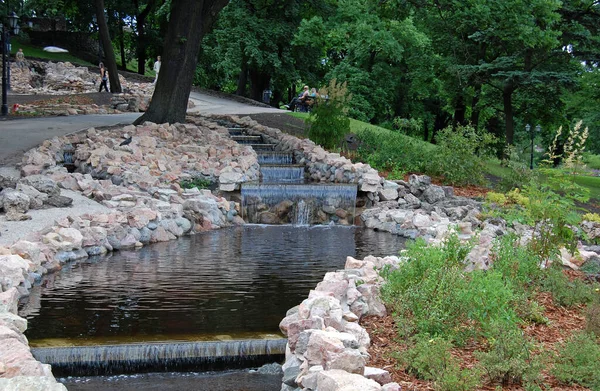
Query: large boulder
[[19, 175, 60, 198]]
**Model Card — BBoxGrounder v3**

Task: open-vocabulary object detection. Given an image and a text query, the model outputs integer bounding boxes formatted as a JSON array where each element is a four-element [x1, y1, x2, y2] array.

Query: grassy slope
[[289, 112, 600, 201], [11, 39, 154, 75]]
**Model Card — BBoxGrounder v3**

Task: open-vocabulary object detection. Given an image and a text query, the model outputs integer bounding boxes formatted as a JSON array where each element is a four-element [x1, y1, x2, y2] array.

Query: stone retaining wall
[[278, 254, 402, 391]]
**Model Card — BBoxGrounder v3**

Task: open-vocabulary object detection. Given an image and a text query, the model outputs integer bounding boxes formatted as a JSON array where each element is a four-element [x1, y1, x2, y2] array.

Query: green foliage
[[583, 213, 600, 223], [180, 178, 212, 190], [474, 324, 543, 388], [490, 234, 544, 292], [583, 153, 600, 170], [380, 235, 471, 339], [541, 265, 595, 307], [428, 125, 496, 186], [399, 336, 480, 391], [552, 332, 600, 390], [486, 192, 507, 206], [497, 146, 533, 192], [307, 79, 351, 150], [586, 298, 600, 337]]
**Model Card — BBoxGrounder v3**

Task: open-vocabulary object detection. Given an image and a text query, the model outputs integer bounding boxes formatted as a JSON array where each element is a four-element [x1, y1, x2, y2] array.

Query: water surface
[[21, 225, 405, 345]]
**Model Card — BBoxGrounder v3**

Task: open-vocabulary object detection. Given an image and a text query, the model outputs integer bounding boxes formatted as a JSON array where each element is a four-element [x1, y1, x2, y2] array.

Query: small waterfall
[[231, 135, 263, 144], [257, 152, 294, 165], [261, 165, 305, 184], [295, 199, 311, 225], [241, 184, 357, 225], [31, 339, 286, 376]]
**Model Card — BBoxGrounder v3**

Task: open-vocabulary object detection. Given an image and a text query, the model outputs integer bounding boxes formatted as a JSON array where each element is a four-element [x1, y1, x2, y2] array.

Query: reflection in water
[[21, 225, 405, 344]]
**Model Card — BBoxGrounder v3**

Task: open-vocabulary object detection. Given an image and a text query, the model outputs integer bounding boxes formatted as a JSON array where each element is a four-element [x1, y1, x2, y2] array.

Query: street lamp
[[2, 11, 20, 116]]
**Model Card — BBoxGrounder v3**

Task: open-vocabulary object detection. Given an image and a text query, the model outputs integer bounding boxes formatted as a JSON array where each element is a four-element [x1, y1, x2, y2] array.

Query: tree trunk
[[95, 0, 122, 93], [236, 56, 248, 96], [134, 0, 229, 125], [453, 95, 466, 127], [118, 13, 126, 69], [503, 81, 516, 145], [134, 0, 157, 75], [248, 68, 270, 102]]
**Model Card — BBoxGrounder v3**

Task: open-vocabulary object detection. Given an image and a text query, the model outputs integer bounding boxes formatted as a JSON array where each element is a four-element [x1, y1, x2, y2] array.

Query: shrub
[[486, 192, 507, 206], [552, 332, 600, 390], [307, 79, 351, 150], [475, 323, 543, 387], [586, 298, 600, 337], [399, 336, 480, 391], [428, 125, 496, 186], [541, 265, 595, 307], [583, 213, 600, 223], [380, 236, 471, 339]]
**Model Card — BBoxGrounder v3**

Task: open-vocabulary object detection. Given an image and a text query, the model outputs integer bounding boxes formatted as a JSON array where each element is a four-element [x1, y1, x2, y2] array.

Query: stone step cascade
[[226, 126, 357, 225]]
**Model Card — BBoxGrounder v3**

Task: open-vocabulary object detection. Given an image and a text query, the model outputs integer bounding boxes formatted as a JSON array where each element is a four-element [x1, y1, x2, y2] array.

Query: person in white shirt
[[153, 56, 161, 84]]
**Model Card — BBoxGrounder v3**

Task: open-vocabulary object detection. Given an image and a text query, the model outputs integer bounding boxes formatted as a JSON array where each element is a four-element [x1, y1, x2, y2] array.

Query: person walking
[[153, 56, 161, 84], [15, 48, 26, 71], [98, 62, 109, 92]]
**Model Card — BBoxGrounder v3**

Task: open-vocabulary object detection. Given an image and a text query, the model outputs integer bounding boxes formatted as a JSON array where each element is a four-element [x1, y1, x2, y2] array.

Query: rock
[[15, 183, 48, 209], [364, 367, 392, 385], [326, 348, 366, 374], [378, 188, 398, 202], [317, 369, 382, 391], [0, 166, 21, 189], [19, 175, 60, 197], [0, 377, 67, 391], [45, 194, 74, 208], [256, 362, 283, 375], [408, 174, 431, 195], [422, 185, 446, 204], [1, 189, 31, 215], [0, 255, 29, 291]]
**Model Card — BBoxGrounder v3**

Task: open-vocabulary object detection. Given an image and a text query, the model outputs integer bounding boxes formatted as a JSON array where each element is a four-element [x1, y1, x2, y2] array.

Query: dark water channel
[[21, 225, 405, 345], [19, 225, 405, 390]]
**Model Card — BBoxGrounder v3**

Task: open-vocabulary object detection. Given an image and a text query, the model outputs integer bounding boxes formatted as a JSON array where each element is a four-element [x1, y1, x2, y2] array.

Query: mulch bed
[[360, 275, 593, 391]]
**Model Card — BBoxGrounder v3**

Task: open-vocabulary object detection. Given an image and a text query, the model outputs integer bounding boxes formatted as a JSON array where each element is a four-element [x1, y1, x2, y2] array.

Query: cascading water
[[32, 339, 286, 376], [260, 165, 305, 184], [241, 183, 357, 225], [257, 152, 294, 165]]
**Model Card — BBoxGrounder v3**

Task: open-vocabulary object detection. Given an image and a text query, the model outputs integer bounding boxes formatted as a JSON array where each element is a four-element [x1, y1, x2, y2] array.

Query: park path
[[0, 91, 284, 165]]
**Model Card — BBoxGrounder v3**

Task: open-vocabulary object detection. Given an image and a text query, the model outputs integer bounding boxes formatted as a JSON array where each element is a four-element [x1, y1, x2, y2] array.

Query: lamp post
[[2, 10, 20, 116]]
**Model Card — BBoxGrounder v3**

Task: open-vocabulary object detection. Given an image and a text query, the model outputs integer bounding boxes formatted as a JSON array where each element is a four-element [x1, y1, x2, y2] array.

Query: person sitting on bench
[[285, 85, 310, 111]]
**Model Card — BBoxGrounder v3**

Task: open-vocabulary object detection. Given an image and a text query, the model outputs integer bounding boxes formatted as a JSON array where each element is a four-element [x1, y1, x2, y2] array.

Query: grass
[[572, 175, 600, 200], [11, 39, 95, 67], [583, 153, 600, 170]]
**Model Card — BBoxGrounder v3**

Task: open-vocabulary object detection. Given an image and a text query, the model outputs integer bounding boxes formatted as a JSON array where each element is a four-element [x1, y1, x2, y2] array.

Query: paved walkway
[[0, 91, 285, 165]]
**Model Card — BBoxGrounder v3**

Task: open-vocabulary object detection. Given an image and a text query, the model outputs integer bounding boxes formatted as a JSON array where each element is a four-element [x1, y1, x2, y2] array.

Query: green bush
[[380, 236, 471, 339], [475, 323, 543, 387], [541, 265, 595, 307], [399, 336, 480, 391], [490, 234, 544, 292], [428, 125, 496, 186], [552, 332, 600, 390], [307, 79, 351, 150], [355, 126, 432, 175], [586, 298, 600, 337]]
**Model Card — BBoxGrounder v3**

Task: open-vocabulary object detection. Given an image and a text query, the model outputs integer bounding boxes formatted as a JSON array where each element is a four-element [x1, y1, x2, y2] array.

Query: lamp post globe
[[1, 11, 20, 116]]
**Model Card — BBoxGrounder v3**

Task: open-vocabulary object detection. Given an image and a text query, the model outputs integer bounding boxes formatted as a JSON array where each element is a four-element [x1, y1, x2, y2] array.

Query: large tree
[[95, 0, 123, 93], [134, 0, 228, 124]]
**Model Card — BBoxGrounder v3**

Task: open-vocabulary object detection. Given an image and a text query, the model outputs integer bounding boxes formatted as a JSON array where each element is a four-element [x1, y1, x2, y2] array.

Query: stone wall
[[279, 255, 402, 391]]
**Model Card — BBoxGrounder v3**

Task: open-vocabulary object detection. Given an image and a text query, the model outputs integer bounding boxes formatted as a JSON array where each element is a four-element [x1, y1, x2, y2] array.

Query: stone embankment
[[279, 254, 402, 391]]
